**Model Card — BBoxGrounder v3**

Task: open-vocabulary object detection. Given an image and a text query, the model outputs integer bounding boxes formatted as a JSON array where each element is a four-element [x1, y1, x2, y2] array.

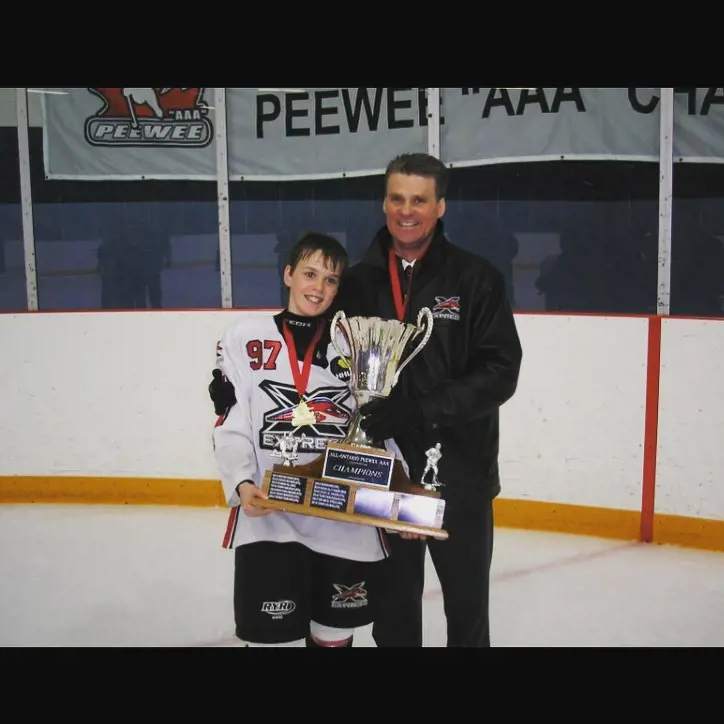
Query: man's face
[[383, 172, 446, 255]]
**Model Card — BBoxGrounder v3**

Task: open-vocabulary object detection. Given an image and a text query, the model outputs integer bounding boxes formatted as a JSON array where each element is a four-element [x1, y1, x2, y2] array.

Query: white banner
[[442, 87, 659, 165], [443, 87, 724, 166], [43, 88, 218, 180], [225, 89, 429, 180], [42, 88, 724, 181]]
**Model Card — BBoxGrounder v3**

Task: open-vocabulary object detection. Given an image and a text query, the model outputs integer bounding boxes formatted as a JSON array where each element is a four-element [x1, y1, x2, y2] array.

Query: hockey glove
[[359, 393, 424, 441], [209, 368, 237, 415]]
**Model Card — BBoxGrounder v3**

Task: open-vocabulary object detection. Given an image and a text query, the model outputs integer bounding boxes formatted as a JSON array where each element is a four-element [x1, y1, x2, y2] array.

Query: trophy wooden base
[[250, 442, 448, 540]]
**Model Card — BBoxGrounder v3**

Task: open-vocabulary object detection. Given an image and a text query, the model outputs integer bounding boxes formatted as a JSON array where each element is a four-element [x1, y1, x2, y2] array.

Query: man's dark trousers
[[372, 498, 494, 647]]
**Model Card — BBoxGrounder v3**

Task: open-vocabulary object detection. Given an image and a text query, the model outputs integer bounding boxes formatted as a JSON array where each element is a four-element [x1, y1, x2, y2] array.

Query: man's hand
[[209, 369, 237, 415], [359, 393, 423, 441], [399, 531, 428, 540], [237, 482, 274, 517]]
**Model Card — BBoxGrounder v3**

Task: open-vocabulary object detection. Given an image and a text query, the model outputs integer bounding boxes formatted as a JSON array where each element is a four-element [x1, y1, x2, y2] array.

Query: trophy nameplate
[[255, 442, 447, 539]]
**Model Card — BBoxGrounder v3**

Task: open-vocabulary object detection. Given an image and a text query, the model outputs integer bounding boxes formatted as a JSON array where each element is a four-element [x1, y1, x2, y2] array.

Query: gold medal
[[292, 399, 317, 427], [282, 319, 325, 429]]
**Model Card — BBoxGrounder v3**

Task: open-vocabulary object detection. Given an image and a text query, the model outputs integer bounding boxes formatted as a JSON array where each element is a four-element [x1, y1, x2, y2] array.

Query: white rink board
[[656, 318, 724, 521], [499, 314, 648, 511], [0, 310, 271, 479], [4, 310, 722, 523]]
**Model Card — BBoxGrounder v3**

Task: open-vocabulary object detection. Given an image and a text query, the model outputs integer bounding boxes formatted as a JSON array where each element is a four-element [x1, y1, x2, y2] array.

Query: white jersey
[[213, 313, 389, 562]]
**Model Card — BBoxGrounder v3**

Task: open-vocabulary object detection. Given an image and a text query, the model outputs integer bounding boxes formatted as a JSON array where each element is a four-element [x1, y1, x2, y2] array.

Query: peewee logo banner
[[84, 88, 213, 148], [43, 87, 218, 180]]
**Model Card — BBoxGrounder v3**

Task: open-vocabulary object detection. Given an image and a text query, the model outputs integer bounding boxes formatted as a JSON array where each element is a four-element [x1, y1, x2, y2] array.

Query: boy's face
[[284, 250, 342, 317]]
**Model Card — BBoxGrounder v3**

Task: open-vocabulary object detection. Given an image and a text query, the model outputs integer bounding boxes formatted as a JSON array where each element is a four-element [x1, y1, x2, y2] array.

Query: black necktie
[[403, 263, 413, 301]]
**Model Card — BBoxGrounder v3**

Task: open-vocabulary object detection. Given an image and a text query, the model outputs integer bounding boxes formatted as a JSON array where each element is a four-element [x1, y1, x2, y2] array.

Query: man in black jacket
[[210, 153, 523, 647], [345, 153, 522, 647]]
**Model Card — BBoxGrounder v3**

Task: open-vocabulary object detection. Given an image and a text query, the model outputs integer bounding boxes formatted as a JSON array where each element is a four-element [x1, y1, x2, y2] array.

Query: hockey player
[[212, 232, 389, 648]]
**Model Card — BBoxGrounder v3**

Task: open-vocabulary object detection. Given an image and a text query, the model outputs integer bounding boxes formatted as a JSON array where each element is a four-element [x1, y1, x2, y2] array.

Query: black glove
[[359, 393, 424, 442], [209, 368, 237, 415]]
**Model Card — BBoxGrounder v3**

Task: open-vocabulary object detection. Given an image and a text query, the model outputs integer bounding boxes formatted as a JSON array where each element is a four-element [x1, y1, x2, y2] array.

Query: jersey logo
[[432, 296, 461, 321], [259, 381, 352, 451], [329, 355, 351, 382]]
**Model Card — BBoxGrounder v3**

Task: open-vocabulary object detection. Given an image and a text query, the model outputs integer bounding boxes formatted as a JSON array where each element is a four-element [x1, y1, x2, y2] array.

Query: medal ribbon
[[388, 248, 409, 321], [282, 321, 325, 401]]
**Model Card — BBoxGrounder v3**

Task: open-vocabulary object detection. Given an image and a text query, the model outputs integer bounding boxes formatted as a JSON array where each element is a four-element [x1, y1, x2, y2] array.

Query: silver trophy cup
[[330, 307, 433, 448]]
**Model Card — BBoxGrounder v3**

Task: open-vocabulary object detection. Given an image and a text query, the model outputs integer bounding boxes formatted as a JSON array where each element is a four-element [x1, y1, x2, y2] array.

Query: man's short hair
[[385, 152, 449, 200]]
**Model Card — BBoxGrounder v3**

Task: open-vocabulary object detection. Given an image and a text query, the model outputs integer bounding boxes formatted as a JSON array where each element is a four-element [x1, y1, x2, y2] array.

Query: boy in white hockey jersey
[[213, 232, 388, 647]]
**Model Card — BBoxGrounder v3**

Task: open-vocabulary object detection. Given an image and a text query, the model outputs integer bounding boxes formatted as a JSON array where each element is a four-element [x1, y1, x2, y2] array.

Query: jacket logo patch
[[432, 296, 461, 321]]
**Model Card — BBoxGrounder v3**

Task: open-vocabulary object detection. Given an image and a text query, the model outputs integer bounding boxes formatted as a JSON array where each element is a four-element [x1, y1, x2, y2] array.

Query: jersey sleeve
[[212, 323, 259, 507]]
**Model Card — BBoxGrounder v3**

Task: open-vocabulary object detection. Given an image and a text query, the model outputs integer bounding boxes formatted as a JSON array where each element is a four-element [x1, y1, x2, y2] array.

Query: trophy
[[251, 308, 448, 540], [331, 308, 431, 449]]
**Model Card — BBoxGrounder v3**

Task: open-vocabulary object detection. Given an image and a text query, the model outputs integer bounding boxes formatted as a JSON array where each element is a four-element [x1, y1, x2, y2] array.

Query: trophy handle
[[392, 306, 433, 386], [330, 310, 350, 362]]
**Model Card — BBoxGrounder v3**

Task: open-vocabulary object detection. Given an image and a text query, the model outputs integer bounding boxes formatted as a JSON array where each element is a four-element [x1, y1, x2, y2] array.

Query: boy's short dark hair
[[287, 232, 349, 276], [385, 152, 449, 200]]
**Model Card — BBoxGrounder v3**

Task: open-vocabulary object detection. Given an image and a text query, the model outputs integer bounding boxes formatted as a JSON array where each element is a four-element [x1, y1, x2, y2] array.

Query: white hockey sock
[[308, 621, 354, 647]]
